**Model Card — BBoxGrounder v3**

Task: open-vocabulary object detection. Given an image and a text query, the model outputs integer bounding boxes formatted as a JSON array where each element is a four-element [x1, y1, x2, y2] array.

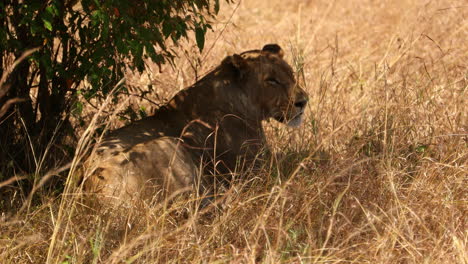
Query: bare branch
[[0, 47, 41, 106], [0, 175, 27, 189], [0, 47, 40, 89], [0, 97, 27, 119]]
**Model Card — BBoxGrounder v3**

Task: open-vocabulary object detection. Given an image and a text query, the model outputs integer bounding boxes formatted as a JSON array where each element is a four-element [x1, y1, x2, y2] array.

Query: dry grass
[[1, 0, 467, 263]]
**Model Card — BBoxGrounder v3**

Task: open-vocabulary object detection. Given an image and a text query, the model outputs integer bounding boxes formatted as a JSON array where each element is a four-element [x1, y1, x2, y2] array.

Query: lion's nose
[[294, 99, 307, 108]]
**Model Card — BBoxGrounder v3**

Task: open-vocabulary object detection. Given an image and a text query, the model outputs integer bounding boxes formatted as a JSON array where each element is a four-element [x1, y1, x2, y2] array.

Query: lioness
[[83, 44, 308, 206]]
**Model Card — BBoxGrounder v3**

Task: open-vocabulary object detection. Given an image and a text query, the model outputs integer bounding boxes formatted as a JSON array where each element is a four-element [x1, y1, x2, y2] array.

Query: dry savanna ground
[[1, 0, 467, 263]]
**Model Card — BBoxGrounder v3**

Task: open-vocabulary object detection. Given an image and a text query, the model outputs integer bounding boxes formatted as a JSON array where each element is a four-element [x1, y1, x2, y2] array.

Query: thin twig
[[201, 1, 241, 62], [0, 175, 27, 189], [0, 97, 26, 119], [0, 47, 40, 89]]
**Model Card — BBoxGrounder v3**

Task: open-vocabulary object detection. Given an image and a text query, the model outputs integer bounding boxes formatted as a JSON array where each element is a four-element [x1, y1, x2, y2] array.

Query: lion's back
[[83, 137, 198, 205]]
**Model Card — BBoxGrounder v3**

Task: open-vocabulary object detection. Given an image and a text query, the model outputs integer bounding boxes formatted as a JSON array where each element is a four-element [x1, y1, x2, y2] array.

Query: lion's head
[[219, 44, 308, 127]]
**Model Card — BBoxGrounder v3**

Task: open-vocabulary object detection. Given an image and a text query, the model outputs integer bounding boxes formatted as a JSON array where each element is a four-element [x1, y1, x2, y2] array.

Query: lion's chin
[[286, 113, 304, 127], [273, 112, 304, 127]]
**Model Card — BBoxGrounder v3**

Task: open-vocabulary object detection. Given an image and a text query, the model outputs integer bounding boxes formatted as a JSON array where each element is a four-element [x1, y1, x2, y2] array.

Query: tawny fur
[[83, 44, 308, 206]]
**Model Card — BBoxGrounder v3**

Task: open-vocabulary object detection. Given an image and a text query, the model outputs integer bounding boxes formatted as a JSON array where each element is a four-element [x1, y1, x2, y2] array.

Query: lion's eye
[[266, 78, 281, 86]]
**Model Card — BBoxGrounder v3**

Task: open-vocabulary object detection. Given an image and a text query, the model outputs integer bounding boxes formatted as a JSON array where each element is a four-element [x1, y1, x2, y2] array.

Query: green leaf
[[43, 19, 53, 31], [195, 26, 205, 51], [72, 101, 83, 117], [415, 144, 428, 153], [45, 6, 58, 17], [214, 0, 220, 14], [162, 22, 172, 38], [139, 106, 147, 118], [91, 10, 103, 26]]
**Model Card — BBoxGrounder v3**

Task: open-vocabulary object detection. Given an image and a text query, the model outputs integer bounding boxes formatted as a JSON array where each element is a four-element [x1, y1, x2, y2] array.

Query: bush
[[0, 0, 229, 176]]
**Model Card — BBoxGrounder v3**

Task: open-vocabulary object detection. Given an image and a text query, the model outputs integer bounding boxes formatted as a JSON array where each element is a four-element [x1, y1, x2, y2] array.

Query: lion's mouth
[[286, 111, 304, 127], [274, 110, 305, 127]]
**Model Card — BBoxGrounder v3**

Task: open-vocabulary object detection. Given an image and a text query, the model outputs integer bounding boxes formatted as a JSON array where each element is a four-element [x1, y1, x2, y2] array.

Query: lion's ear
[[222, 54, 246, 69], [222, 54, 247, 78], [262, 44, 284, 58]]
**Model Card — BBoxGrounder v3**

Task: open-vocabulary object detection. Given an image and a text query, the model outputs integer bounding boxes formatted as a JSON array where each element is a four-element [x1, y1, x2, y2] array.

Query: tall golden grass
[[1, 0, 466, 263]]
